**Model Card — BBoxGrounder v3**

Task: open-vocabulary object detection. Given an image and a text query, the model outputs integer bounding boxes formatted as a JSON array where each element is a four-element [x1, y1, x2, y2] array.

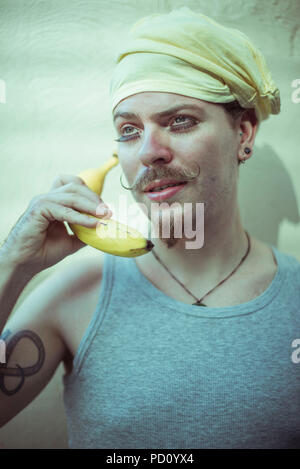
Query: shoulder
[[247, 237, 300, 294], [253, 236, 300, 270], [270, 244, 300, 276], [45, 252, 105, 329], [12, 252, 105, 348], [283, 251, 300, 286], [8, 252, 105, 333], [46, 252, 105, 301], [23, 252, 105, 322], [263, 240, 300, 288], [38, 252, 106, 367]]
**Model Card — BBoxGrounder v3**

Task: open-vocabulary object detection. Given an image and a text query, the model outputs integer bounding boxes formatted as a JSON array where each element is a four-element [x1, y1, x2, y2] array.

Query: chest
[[139, 257, 277, 308], [198, 268, 276, 307], [61, 243, 278, 368], [138, 240, 278, 308], [63, 310, 300, 449]]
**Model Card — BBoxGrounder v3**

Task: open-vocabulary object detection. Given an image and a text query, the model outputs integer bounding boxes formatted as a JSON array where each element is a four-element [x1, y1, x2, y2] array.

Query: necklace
[[151, 231, 251, 306]]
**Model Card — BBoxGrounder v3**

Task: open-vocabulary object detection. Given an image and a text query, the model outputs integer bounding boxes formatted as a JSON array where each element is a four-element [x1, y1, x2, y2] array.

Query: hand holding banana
[[1, 152, 153, 278], [68, 153, 154, 257]]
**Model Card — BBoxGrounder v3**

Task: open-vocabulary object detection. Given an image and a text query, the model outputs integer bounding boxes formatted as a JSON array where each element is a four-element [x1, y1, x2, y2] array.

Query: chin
[[149, 212, 184, 248]]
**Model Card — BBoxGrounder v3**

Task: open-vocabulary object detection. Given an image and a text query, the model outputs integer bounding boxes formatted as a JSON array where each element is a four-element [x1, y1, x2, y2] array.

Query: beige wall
[[0, 0, 299, 448]]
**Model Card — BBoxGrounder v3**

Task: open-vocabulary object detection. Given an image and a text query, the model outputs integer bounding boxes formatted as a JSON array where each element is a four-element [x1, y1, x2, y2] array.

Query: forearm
[[0, 251, 36, 334]]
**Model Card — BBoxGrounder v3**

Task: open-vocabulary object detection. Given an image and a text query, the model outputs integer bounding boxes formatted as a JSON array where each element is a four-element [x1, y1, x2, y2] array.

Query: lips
[[144, 181, 187, 202], [143, 179, 187, 192]]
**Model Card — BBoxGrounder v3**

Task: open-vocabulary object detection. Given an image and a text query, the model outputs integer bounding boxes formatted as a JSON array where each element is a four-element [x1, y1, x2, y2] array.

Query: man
[[0, 8, 300, 449]]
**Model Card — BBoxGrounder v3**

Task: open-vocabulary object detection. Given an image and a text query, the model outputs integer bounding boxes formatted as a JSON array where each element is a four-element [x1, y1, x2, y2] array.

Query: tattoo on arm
[[0, 330, 45, 396]]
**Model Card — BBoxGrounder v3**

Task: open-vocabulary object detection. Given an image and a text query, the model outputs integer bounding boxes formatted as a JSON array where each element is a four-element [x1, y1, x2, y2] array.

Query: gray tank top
[[63, 245, 300, 449]]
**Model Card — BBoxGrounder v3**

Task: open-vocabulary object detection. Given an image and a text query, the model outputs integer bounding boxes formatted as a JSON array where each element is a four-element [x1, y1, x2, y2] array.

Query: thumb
[[69, 233, 87, 254], [48, 220, 87, 254]]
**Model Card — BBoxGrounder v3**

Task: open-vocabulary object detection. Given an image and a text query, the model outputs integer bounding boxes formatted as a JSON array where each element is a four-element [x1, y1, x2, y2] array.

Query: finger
[[50, 174, 86, 191], [39, 202, 100, 228], [52, 180, 109, 207], [95, 206, 113, 219], [45, 193, 109, 218]]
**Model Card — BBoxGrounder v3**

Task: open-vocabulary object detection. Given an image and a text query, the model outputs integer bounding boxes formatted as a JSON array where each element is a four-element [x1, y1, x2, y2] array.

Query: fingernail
[[97, 207, 108, 215], [100, 210, 113, 219], [96, 203, 109, 214]]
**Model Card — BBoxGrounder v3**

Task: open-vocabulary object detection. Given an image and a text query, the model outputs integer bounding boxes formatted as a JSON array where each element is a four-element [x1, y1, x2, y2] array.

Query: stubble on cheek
[[201, 164, 236, 227]]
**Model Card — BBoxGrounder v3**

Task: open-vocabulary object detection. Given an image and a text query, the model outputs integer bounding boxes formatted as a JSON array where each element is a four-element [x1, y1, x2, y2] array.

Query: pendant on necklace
[[193, 300, 207, 306]]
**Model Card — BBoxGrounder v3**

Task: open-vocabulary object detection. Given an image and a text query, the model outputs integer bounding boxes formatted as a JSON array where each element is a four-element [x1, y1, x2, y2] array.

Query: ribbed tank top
[[63, 245, 300, 449]]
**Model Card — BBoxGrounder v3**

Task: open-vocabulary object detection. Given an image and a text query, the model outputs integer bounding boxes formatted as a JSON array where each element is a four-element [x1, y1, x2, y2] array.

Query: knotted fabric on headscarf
[[109, 7, 280, 123]]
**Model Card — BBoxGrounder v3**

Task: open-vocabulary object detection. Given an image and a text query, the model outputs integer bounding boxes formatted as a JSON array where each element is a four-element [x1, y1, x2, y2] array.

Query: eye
[[115, 124, 140, 142], [122, 125, 137, 136], [170, 115, 198, 130], [172, 115, 189, 124], [114, 115, 198, 143]]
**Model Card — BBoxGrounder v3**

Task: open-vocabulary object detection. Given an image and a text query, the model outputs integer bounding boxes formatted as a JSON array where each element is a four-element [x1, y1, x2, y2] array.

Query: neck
[[143, 203, 249, 293]]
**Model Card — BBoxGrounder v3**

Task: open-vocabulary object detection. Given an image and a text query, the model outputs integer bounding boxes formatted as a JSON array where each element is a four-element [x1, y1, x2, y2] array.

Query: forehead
[[113, 91, 215, 121]]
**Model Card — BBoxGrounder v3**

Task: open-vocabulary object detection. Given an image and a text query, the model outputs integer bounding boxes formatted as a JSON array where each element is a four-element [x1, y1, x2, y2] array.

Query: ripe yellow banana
[[69, 152, 154, 257]]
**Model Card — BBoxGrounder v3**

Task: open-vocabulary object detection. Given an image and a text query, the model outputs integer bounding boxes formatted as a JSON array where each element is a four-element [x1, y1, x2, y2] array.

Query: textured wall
[[0, 0, 299, 448]]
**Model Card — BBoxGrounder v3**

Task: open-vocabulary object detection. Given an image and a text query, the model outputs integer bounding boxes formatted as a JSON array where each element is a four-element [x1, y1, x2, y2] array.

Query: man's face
[[113, 92, 241, 247]]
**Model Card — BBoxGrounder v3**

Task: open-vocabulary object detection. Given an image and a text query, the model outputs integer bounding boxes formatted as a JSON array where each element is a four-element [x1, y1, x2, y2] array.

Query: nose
[[138, 126, 173, 167]]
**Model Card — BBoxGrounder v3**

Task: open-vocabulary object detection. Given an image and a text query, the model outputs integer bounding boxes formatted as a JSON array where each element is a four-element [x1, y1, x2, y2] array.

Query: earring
[[239, 147, 251, 164], [120, 173, 134, 190]]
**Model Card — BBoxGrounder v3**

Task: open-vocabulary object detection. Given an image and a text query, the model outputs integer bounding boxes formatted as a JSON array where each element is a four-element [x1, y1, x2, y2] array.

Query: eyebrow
[[113, 104, 206, 123]]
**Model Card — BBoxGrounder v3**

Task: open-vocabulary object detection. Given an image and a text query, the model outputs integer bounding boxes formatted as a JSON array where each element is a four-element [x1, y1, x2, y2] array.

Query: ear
[[238, 109, 258, 163]]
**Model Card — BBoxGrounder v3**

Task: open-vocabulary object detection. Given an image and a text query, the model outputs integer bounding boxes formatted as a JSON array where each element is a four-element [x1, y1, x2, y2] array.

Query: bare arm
[[0, 257, 36, 334], [0, 253, 104, 428], [0, 172, 110, 427], [0, 267, 67, 427]]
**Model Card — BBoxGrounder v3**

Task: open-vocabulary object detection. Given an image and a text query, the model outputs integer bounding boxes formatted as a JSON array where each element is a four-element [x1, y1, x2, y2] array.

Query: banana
[[69, 152, 154, 257], [71, 217, 154, 257], [76, 152, 119, 194]]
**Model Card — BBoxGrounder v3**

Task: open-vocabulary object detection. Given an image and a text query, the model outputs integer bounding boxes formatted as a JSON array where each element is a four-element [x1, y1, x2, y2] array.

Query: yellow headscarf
[[109, 7, 280, 122]]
